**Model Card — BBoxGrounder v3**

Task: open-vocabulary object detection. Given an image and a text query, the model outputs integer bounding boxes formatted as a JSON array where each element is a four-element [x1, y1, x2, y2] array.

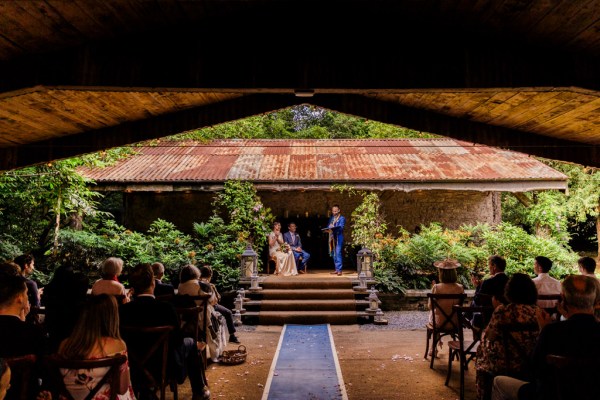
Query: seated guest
[[492, 275, 600, 400], [13, 254, 40, 310], [283, 222, 310, 274], [427, 259, 464, 357], [91, 257, 129, 302], [473, 255, 509, 307], [200, 265, 241, 344], [0, 262, 20, 278], [476, 273, 540, 400], [151, 262, 175, 297], [578, 256, 597, 278], [0, 358, 10, 400], [178, 265, 227, 363], [532, 256, 561, 309], [0, 275, 46, 399], [120, 264, 210, 400], [57, 294, 134, 400], [42, 266, 89, 352]]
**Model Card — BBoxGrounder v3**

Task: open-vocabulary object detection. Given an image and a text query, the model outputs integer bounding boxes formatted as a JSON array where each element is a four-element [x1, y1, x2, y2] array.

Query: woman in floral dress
[[476, 273, 541, 400], [58, 294, 135, 400]]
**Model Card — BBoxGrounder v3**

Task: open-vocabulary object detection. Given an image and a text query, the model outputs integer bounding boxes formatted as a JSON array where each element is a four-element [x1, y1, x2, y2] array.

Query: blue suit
[[283, 231, 310, 271], [327, 215, 345, 272]]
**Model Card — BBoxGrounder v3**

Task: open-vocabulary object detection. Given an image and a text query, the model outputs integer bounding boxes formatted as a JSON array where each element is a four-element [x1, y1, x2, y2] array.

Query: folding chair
[[121, 325, 173, 400], [425, 292, 466, 368], [445, 305, 493, 400], [45, 354, 127, 400], [4, 354, 36, 400]]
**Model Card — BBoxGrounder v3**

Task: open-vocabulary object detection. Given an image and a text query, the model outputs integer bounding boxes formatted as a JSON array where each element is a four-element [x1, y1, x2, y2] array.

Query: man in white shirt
[[532, 256, 562, 309]]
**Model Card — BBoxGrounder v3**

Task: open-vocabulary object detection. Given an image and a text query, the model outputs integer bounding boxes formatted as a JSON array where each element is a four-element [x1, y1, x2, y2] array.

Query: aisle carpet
[[262, 324, 347, 400]]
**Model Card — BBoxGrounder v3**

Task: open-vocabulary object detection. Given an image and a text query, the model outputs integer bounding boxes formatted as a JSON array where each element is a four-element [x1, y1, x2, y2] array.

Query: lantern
[[250, 271, 262, 291], [240, 242, 258, 279], [374, 308, 388, 325], [234, 293, 245, 313], [367, 286, 380, 314], [357, 247, 374, 278], [238, 287, 246, 301], [233, 310, 242, 326], [358, 271, 367, 290]]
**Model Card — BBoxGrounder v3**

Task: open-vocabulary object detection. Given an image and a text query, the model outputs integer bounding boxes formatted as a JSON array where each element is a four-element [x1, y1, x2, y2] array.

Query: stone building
[[80, 138, 567, 266]]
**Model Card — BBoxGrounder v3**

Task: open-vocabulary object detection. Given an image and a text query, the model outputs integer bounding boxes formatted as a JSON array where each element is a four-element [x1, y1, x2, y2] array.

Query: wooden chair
[[546, 354, 596, 400], [445, 305, 493, 400], [4, 354, 36, 400], [121, 325, 173, 400], [45, 353, 127, 400], [537, 294, 562, 320], [425, 292, 466, 368], [499, 322, 539, 380]]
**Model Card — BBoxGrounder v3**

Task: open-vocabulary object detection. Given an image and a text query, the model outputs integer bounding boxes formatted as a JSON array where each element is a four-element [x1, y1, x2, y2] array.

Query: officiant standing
[[325, 205, 346, 276]]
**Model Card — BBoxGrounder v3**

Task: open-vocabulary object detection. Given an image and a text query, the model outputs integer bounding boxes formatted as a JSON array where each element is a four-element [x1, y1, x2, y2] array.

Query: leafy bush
[[0, 235, 21, 262]]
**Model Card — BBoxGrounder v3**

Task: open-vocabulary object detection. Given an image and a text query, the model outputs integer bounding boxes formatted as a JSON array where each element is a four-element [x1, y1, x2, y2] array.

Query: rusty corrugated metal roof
[[79, 139, 567, 183]]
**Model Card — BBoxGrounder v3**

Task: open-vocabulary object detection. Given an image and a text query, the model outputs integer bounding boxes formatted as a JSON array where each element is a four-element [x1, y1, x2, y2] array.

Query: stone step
[[242, 311, 361, 325], [260, 277, 353, 290], [254, 289, 355, 300], [244, 299, 369, 311]]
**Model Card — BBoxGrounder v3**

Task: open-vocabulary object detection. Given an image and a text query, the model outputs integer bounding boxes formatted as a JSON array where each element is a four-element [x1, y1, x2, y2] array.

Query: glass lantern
[[250, 271, 262, 290], [234, 293, 244, 313], [358, 271, 367, 289], [368, 286, 380, 312], [233, 310, 242, 326], [357, 247, 374, 278], [240, 242, 258, 278]]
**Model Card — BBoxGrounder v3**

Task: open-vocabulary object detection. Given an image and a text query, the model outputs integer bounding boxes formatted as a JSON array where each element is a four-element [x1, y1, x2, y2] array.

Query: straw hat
[[433, 259, 461, 269]]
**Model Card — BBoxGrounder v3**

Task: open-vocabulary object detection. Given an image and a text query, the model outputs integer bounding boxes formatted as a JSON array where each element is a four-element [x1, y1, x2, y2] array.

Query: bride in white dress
[[268, 222, 298, 276]]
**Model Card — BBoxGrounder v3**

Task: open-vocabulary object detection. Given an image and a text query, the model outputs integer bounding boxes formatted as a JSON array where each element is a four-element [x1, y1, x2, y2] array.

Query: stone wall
[[123, 189, 501, 235]]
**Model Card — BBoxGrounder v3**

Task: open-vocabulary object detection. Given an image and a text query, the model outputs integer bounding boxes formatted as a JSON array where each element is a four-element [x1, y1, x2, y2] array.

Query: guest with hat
[[428, 259, 465, 356]]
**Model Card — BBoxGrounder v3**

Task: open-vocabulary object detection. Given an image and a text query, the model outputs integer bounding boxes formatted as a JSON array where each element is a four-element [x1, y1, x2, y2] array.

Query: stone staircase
[[240, 274, 371, 325]]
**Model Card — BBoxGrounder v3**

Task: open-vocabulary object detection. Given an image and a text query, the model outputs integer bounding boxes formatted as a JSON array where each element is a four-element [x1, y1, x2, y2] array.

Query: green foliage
[[212, 180, 274, 248], [0, 235, 21, 262]]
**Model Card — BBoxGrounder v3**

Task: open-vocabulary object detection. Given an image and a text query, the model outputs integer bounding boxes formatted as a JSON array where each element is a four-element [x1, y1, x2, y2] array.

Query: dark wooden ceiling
[[0, 0, 599, 170]]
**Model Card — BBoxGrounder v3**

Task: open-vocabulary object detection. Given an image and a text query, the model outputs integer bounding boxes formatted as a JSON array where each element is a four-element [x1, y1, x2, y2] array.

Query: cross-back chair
[[425, 292, 466, 368], [45, 353, 127, 400], [121, 325, 173, 400], [537, 294, 562, 320], [4, 354, 37, 400], [499, 322, 539, 380], [445, 305, 493, 400]]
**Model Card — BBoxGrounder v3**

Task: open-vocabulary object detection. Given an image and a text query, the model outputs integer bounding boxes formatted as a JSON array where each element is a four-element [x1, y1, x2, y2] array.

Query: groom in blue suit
[[283, 222, 310, 274]]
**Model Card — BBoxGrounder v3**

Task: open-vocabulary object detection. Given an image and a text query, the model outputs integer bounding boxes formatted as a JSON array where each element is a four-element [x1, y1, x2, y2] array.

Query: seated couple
[[268, 222, 310, 276]]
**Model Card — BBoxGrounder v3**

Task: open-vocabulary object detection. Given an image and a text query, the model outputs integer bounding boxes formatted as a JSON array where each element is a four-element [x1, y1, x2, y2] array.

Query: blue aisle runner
[[263, 324, 347, 400]]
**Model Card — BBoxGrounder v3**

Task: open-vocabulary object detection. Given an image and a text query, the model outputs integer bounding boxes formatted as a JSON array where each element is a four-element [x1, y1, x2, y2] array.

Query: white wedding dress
[[268, 232, 298, 276]]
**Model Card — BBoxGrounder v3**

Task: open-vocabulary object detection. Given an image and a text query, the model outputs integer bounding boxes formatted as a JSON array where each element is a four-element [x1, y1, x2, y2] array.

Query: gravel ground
[[235, 311, 429, 332]]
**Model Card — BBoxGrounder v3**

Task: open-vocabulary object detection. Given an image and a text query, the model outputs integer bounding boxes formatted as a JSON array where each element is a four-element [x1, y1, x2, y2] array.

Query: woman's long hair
[[58, 294, 121, 359]]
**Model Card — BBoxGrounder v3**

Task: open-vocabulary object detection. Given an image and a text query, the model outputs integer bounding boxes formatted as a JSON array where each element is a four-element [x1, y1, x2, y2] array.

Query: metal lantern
[[240, 242, 258, 278], [238, 287, 246, 300], [357, 247, 374, 278], [234, 293, 245, 313], [374, 308, 388, 325], [367, 286, 380, 313], [233, 310, 242, 326], [358, 271, 367, 290], [250, 271, 262, 291]]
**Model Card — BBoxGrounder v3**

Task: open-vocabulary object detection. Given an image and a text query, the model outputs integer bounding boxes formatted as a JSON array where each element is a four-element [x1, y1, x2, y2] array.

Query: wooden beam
[[0, 94, 302, 170], [1, 93, 599, 171], [309, 94, 600, 167], [0, 9, 597, 93]]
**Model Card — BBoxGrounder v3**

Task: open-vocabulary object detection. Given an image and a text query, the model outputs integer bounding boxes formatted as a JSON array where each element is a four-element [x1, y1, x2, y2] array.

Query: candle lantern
[[374, 308, 388, 325], [250, 271, 262, 291], [240, 243, 258, 279], [366, 286, 380, 314], [358, 271, 367, 289], [357, 247, 374, 278], [234, 293, 245, 313], [233, 310, 242, 326]]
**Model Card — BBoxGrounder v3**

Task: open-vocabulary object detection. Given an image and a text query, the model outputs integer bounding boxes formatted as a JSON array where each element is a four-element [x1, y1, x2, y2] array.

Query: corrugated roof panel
[[317, 154, 348, 180], [259, 155, 289, 180], [227, 154, 262, 180], [345, 154, 378, 179], [288, 154, 317, 180], [78, 139, 568, 184]]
